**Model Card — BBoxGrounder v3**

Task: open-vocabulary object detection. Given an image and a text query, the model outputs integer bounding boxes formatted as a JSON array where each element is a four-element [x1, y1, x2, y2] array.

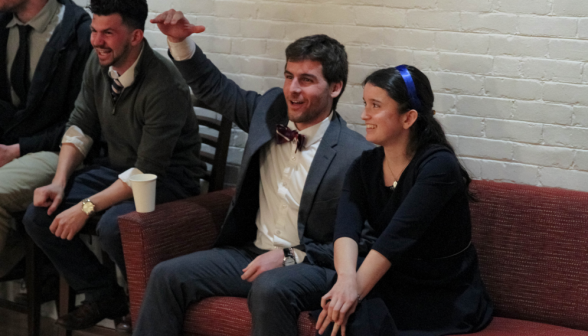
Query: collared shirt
[[254, 113, 333, 262], [62, 44, 145, 185], [6, 0, 63, 107]]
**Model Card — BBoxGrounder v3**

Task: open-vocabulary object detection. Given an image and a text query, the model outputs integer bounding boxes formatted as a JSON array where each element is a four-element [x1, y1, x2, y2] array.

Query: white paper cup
[[130, 174, 157, 213]]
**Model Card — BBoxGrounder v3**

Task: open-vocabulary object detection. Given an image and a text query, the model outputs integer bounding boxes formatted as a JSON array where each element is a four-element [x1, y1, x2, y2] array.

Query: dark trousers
[[23, 166, 192, 302], [133, 246, 335, 336]]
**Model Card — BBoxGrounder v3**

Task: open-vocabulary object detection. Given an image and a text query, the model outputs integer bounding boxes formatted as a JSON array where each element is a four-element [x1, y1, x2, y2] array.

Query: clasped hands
[[34, 183, 88, 240], [316, 274, 360, 336]]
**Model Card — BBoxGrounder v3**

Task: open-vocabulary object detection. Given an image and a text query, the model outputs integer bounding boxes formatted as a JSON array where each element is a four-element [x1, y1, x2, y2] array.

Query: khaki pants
[[0, 151, 59, 277]]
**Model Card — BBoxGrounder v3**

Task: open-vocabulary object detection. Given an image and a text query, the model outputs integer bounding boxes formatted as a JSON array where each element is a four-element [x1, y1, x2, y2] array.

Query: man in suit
[[133, 10, 373, 336], [0, 0, 91, 278]]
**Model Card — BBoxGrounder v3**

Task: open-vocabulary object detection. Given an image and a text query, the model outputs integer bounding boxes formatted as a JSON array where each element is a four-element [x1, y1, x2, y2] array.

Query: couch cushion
[[183, 297, 315, 336], [450, 317, 588, 336], [470, 180, 588, 331], [183, 299, 588, 336]]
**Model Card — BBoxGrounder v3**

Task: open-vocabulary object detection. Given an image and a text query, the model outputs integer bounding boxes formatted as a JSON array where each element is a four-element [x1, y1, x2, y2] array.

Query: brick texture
[[76, 0, 588, 191]]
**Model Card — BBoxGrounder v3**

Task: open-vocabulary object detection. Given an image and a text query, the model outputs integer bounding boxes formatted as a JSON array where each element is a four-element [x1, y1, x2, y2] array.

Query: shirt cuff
[[61, 125, 93, 157], [168, 37, 196, 61], [118, 167, 144, 187], [293, 248, 306, 264]]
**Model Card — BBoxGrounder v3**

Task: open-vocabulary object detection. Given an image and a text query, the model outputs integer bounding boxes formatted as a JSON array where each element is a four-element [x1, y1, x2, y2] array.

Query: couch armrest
[[119, 188, 235, 323]]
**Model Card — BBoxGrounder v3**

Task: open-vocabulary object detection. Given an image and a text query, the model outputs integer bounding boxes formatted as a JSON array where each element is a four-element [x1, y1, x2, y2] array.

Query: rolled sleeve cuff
[[168, 37, 196, 61], [118, 167, 144, 187], [293, 248, 306, 264], [61, 126, 93, 157]]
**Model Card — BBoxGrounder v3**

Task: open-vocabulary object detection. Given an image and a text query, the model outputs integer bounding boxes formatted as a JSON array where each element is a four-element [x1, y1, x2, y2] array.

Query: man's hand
[[150, 9, 205, 43], [49, 202, 88, 240], [0, 144, 20, 167], [241, 249, 284, 282], [34, 183, 66, 216]]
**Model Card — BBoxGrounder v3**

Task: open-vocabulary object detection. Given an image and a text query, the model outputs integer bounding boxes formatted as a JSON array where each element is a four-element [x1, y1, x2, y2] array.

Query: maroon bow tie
[[275, 124, 306, 152]]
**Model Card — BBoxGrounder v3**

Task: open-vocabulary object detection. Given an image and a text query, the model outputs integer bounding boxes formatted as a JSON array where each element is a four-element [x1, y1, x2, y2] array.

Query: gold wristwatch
[[81, 198, 96, 216]]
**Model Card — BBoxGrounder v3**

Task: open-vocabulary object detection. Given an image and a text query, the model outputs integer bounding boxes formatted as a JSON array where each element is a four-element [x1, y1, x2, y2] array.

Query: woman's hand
[[316, 274, 359, 336]]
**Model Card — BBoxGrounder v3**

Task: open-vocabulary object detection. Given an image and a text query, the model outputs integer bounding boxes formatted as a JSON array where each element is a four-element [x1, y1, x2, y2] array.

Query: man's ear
[[131, 29, 144, 46], [330, 81, 343, 99], [403, 109, 418, 129]]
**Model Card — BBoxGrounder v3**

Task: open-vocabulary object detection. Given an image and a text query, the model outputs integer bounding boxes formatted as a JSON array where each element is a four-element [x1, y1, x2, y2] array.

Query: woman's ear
[[403, 109, 418, 129]]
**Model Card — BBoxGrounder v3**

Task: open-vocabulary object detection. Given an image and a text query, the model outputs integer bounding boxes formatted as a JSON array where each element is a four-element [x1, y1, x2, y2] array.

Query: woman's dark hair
[[285, 34, 348, 110], [89, 0, 148, 31], [363, 66, 475, 198]]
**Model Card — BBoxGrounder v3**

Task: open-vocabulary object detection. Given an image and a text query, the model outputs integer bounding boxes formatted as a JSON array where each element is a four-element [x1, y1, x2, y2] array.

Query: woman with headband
[[315, 66, 493, 336]]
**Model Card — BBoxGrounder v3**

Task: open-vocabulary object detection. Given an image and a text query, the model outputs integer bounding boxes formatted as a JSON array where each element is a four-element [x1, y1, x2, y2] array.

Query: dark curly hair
[[89, 0, 148, 31], [285, 34, 348, 110]]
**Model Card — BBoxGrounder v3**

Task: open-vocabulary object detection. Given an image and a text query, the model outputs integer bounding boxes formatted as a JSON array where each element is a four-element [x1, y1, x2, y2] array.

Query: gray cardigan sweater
[[67, 40, 205, 187]]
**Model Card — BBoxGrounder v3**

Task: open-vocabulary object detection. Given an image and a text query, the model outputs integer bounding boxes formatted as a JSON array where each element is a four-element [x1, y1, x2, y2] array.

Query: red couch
[[119, 180, 588, 335]]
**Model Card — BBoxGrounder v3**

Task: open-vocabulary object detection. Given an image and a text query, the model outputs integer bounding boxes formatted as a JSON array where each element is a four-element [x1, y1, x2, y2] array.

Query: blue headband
[[395, 65, 422, 112]]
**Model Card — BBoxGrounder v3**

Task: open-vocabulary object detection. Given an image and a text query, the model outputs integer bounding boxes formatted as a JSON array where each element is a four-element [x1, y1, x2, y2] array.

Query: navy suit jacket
[[173, 44, 373, 268]]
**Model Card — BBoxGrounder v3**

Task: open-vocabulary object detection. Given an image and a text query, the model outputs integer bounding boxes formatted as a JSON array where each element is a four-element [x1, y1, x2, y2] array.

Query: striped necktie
[[110, 77, 123, 102]]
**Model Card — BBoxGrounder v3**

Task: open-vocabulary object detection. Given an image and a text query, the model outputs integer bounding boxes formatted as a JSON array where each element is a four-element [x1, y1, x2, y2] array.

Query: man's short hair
[[285, 34, 348, 110], [89, 0, 148, 31]]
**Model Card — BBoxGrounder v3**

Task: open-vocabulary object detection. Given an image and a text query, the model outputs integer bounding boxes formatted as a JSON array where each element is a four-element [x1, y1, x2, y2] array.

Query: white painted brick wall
[[133, 0, 588, 191]]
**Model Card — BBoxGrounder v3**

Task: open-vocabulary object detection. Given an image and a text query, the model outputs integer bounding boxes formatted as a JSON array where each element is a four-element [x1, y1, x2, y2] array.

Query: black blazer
[[173, 44, 374, 267], [0, 0, 91, 155]]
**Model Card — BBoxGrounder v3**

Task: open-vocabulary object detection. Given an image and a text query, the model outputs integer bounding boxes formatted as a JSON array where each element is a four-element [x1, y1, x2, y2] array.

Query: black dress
[[332, 145, 493, 336]]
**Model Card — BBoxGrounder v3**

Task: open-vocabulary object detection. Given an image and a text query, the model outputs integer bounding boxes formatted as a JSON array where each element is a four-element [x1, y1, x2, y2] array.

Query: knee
[[249, 272, 292, 310], [148, 259, 183, 289], [96, 215, 120, 248], [23, 204, 52, 238]]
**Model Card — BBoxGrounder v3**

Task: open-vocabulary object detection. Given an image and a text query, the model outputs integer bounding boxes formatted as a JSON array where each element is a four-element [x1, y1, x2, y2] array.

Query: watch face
[[82, 201, 95, 215]]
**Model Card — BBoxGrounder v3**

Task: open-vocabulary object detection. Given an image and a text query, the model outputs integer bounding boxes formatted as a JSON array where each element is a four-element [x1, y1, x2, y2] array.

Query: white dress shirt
[[62, 45, 145, 186], [254, 115, 332, 262]]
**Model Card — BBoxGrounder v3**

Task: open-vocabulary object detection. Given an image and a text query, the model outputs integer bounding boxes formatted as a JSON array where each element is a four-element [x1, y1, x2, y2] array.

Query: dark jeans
[[133, 246, 335, 336], [23, 165, 193, 302]]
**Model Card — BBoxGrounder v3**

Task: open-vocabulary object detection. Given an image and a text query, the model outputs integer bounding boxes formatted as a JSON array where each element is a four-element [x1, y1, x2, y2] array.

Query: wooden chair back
[[194, 105, 233, 192]]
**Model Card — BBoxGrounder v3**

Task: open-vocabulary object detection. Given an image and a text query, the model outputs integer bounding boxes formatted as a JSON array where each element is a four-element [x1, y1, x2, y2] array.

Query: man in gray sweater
[[22, 0, 205, 330]]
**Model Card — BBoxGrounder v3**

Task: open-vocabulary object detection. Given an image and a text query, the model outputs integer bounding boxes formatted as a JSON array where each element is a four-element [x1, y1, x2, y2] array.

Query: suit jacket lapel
[[24, 0, 76, 115], [297, 113, 341, 237], [0, 14, 12, 103], [235, 94, 288, 200]]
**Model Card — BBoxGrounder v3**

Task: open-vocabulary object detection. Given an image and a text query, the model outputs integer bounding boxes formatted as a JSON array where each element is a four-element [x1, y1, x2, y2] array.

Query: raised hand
[[150, 9, 205, 43]]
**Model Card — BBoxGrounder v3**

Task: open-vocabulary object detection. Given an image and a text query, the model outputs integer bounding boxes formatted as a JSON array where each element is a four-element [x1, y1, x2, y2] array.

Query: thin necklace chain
[[385, 158, 399, 189]]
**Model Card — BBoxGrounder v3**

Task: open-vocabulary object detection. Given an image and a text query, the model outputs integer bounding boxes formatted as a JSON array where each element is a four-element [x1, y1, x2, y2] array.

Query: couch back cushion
[[470, 180, 588, 331]]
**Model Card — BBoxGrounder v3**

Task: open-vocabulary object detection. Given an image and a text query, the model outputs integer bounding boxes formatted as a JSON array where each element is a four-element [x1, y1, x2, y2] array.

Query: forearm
[[52, 144, 85, 187], [356, 249, 391, 299], [334, 238, 359, 277], [88, 179, 133, 212]]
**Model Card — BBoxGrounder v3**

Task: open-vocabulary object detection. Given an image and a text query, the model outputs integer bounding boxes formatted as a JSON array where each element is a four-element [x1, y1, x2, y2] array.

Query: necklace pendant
[[393, 181, 398, 188]]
